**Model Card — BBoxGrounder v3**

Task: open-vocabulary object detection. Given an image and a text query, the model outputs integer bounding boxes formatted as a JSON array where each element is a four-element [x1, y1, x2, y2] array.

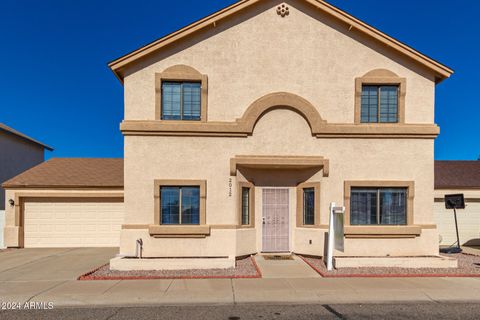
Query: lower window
[[161, 186, 200, 225], [303, 188, 315, 225], [241, 187, 250, 225], [350, 187, 407, 225]]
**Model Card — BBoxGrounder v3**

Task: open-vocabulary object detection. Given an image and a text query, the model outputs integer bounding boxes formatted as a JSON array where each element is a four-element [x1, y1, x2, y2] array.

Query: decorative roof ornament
[[276, 4, 290, 18]]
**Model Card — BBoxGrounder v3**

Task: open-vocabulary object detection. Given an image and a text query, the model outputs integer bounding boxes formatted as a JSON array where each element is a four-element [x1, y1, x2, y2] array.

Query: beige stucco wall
[[123, 0, 435, 124], [120, 0, 439, 258], [3, 188, 124, 248], [121, 109, 437, 257], [434, 189, 480, 246]]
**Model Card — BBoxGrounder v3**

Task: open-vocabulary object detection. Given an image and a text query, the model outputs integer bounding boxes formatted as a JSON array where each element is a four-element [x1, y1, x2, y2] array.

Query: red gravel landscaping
[[79, 256, 261, 280], [300, 253, 480, 277]]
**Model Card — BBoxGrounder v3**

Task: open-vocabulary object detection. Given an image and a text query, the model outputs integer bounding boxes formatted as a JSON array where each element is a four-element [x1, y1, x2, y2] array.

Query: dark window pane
[[161, 187, 180, 224], [161, 82, 182, 120], [241, 187, 250, 225], [182, 82, 201, 120], [161, 81, 201, 121], [181, 187, 200, 225], [361, 85, 378, 123], [379, 86, 398, 123], [380, 188, 407, 225], [303, 188, 315, 225], [350, 188, 377, 225], [361, 85, 399, 123]]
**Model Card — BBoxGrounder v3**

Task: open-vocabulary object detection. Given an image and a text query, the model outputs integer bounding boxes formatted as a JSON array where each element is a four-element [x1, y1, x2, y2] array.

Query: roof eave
[[108, 0, 454, 83], [0, 124, 54, 151], [435, 186, 480, 190]]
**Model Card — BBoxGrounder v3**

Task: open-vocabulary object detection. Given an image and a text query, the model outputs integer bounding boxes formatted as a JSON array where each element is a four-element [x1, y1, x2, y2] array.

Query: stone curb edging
[[298, 255, 480, 278], [78, 256, 262, 281]]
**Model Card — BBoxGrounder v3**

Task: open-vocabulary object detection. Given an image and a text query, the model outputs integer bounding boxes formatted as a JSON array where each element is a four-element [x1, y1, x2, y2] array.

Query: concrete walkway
[[255, 255, 320, 278]]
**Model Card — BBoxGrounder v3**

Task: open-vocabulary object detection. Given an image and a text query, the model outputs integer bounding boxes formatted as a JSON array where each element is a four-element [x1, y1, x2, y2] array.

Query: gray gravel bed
[[80, 256, 260, 279], [302, 253, 480, 276]]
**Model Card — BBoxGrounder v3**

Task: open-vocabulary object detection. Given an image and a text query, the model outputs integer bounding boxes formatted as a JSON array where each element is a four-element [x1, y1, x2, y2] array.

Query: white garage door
[[434, 200, 480, 246], [24, 199, 124, 248]]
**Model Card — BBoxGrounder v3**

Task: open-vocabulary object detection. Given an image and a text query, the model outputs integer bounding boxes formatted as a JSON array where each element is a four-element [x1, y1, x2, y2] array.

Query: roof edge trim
[[108, 0, 453, 83], [0, 123, 53, 151]]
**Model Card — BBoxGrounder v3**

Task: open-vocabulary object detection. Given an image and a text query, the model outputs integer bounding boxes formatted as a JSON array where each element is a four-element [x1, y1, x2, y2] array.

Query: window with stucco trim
[[350, 187, 407, 225], [154, 180, 206, 226], [241, 187, 250, 225], [296, 182, 321, 228], [161, 81, 201, 121], [160, 186, 200, 225], [302, 187, 315, 225], [354, 69, 406, 124], [361, 85, 399, 123], [237, 181, 255, 228], [155, 65, 208, 122]]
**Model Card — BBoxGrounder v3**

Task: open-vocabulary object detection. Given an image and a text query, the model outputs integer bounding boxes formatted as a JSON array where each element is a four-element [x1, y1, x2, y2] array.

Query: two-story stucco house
[[108, 0, 453, 269]]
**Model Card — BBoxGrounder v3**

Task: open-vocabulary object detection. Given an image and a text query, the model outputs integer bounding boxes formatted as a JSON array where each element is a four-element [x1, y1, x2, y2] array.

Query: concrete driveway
[[0, 248, 117, 281]]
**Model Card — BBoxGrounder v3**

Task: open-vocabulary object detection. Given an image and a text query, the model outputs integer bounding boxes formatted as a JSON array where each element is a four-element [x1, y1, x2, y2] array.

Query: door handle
[[262, 217, 266, 224]]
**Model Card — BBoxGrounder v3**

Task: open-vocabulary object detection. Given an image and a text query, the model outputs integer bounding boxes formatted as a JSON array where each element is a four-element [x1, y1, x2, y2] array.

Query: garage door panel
[[434, 201, 480, 246], [24, 199, 124, 248]]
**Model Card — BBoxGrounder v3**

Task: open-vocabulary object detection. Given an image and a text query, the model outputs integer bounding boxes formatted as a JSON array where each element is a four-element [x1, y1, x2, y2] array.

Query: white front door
[[262, 188, 289, 252]]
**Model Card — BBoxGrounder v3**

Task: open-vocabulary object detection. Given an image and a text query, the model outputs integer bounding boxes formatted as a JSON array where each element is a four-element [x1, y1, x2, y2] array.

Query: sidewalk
[[2, 249, 480, 307], [2, 276, 480, 307]]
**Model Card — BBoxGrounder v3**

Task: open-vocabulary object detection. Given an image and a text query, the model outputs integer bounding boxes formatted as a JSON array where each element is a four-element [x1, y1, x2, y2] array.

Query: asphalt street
[[1, 303, 480, 320]]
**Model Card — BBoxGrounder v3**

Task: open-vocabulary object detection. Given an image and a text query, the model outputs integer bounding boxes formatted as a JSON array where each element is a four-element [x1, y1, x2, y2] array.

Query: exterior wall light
[[8, 199, 15, 206]]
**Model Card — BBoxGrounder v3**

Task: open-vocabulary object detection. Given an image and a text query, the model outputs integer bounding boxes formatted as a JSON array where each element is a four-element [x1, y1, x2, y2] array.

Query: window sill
[[237, 224, 255, 229], [344, 225, 421, 238], [296, 224, 326, 229], [148, 225, 210, 238], [356, 122, 400, 125]]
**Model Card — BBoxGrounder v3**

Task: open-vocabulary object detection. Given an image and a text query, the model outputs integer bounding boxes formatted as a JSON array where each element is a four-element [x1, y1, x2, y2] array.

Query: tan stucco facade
[[123, 1, 436, 124], [116, 0, 450, 265]]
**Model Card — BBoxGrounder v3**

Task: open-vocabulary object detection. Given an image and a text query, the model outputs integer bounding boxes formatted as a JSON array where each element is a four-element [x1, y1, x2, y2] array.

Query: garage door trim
[[13, 191, 123, 248]]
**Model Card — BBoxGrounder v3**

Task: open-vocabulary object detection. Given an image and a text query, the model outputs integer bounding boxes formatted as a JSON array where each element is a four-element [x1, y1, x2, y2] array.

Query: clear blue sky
[[0, 0, 478, 160]]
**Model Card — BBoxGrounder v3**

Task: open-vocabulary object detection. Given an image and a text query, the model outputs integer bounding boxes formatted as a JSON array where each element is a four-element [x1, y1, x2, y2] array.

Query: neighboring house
[[107, 0, 453, 269], [2, 158, 123, 248], [0, 123, 52, 248], [434, 161, 480, 247]]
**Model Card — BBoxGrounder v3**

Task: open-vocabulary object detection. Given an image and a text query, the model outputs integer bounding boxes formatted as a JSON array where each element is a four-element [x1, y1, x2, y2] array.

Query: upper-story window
[[361, 85, 399, 123], [161, 81, 201, 121], [156, 65, 208, 122], [355, 69, 406, 124]]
